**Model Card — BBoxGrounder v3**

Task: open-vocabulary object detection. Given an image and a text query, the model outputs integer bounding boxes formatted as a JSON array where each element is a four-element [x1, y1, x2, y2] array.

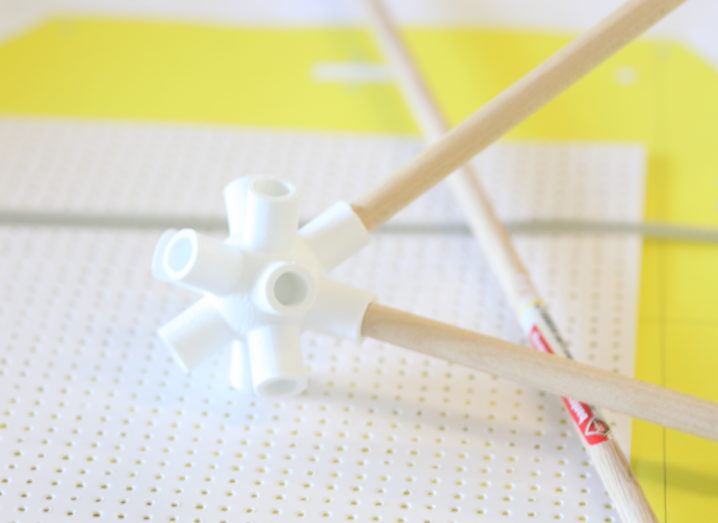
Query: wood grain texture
[[352, 0, 687, 230], [588, 440, 657, 522], [361, 1, 658, 520], [361, 303, 718, 441]]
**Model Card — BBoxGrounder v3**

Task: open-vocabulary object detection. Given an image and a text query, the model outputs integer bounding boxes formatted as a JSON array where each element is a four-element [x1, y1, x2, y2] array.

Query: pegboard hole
[[257, 377, 303, 397]]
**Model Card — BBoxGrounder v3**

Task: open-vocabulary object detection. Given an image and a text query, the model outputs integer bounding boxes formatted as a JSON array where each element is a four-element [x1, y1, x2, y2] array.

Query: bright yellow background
[[1, 16, 716, 520]]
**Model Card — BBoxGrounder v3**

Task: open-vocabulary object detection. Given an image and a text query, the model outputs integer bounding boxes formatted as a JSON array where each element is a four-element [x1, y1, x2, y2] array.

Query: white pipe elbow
[[158, 298, 236, 372], [246, 324, 307, 397], [158, 229, 244, 295], [243, 177, 300, 254]]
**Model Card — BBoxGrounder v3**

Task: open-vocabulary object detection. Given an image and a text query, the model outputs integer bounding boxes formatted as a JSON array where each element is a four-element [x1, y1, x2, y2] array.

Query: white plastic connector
[[153, 176, 374, 398], [224, 178, 250, 240], [243, 177, 299, 254], [162, 229, 244, 295], [229, 340, 253, 393], [247, 324, 307, 397], [306, 278, 374, 340], [299, 200, 371, 269], [157, 298, 236, 373], [151, 228, 178, 282], [253, 261, 316, 316]]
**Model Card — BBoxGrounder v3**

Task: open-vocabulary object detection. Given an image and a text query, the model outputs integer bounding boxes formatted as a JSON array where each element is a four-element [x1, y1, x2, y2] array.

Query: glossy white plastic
[[152, 176, 373, 397]]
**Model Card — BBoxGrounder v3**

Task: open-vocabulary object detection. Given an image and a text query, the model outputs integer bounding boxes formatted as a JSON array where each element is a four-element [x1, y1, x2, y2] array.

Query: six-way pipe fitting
[[152, 176, 373, 398]]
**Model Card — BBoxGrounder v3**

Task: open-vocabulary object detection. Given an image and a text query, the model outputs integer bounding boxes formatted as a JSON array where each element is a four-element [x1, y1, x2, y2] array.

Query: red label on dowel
[[528, 324, 556, 355], [559, 397, 611, 445], [528, 324, 610, 445]]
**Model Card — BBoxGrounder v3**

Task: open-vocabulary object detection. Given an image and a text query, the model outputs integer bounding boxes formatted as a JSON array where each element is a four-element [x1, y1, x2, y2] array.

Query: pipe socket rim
[[162, 229, 199, 281], [256, 262, 316, 315]]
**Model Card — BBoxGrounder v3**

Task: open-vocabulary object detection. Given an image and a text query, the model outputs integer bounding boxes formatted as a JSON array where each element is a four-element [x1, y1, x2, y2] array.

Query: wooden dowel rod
[[362, 1, 659, 520], [362, 303, 718, 441], [361, 0, 533, 309], [352, 0, 686, 230]]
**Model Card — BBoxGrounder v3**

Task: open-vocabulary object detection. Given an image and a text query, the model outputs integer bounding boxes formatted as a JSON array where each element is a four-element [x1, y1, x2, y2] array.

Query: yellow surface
[[1, 16, 717, 520]]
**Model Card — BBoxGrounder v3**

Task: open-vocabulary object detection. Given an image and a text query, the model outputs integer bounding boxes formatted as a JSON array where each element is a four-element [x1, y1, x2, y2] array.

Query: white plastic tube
[[151, 228, 178, 282], [224, 177, 250, 241], [243, 177, 300, 254], [161, 229, 243, 295], [158, 297, 236, 372], [300, 201, 371, 269], [246, 323, 307, 397], [229, 340, 253, 393], [306, 278, 374, 340]]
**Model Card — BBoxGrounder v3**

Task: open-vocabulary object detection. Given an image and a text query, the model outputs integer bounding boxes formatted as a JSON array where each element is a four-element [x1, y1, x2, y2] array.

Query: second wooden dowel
[[361, 303, 718, 441], [352, 0, 686, 230]]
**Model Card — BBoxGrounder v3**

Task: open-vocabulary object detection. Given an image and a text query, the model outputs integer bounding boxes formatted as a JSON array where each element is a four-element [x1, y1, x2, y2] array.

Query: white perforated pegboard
[[0, 118, 643, 225], [0, 121, 645, 522], [0, 228, 642, 522]]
